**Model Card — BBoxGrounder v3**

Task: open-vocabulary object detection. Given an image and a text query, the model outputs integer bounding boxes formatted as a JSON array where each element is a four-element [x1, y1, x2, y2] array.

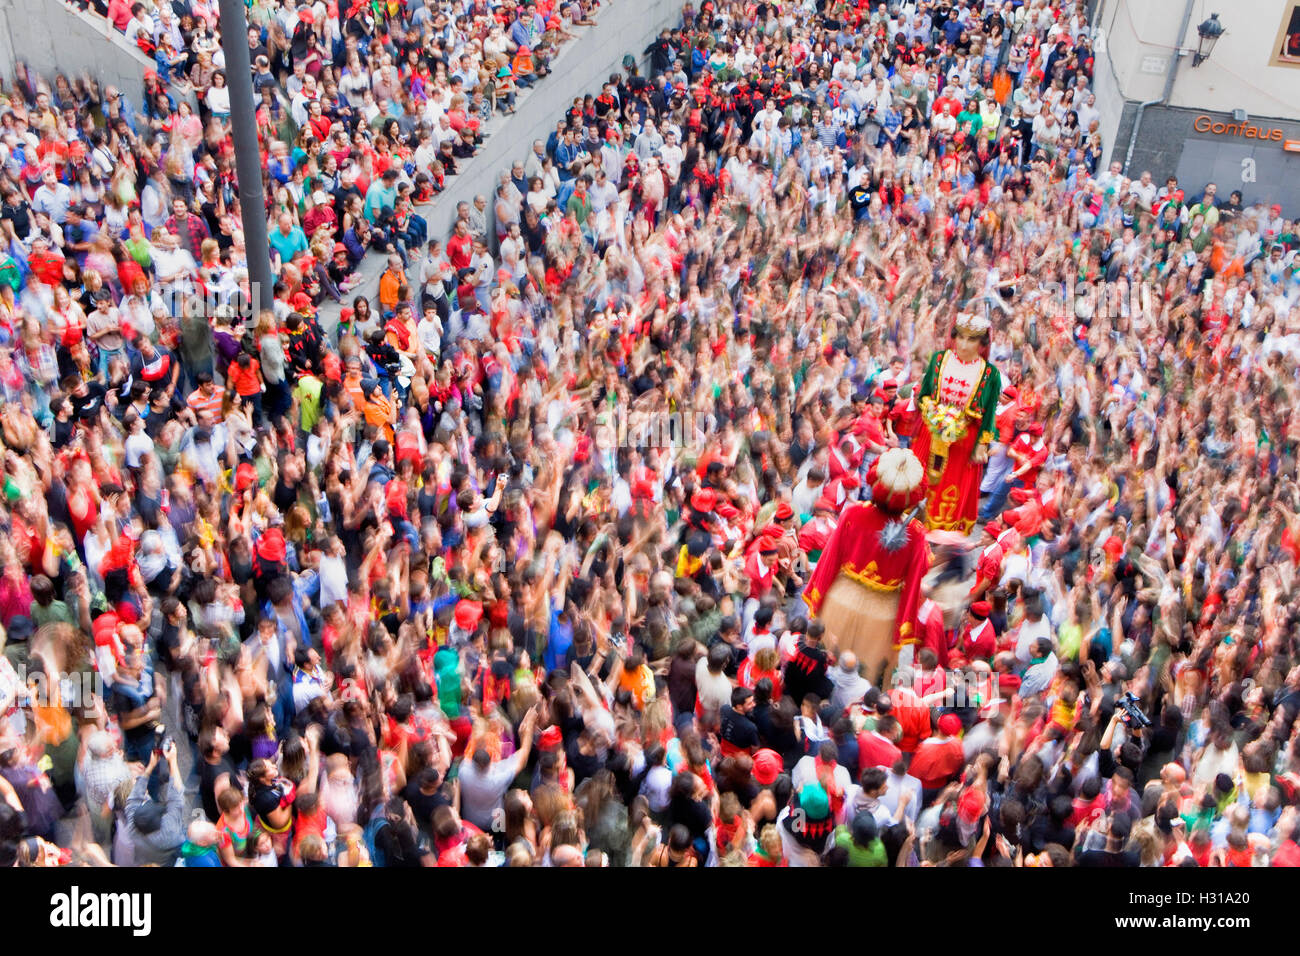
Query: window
[[1272, 3, 1300, 67]]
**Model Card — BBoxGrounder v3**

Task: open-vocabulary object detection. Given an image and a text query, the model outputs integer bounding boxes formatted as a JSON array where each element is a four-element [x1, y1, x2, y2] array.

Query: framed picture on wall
[[1273, 2, 1300, 67]]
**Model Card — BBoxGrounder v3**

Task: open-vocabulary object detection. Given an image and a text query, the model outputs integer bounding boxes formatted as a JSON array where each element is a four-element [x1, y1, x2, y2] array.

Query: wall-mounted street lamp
[[1193, 13, 1225, 67]]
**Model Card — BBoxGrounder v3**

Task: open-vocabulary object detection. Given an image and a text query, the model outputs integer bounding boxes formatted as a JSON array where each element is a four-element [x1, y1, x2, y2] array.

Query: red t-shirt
[[228, 359, 262, 397], [1272, 840, 1300, 867], [908, 737, 964, 790], [857, 730, 902, 771], [447, 233, 473, 270], [889, 688, 932, 754], [960, 620, 996, 663], [1010, 434, 1048, 486], [976, 543, 1004, 584]]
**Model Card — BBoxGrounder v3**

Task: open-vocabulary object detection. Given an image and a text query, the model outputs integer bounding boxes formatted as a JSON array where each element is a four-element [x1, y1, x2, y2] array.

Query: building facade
[[1094, 0, 1300, 210]]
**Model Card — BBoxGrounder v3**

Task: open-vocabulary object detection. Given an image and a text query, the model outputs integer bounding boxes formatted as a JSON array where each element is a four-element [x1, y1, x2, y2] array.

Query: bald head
[[839, 651, 858, 674], [551, 844, 584, 867], [188, 820, 219, 847]]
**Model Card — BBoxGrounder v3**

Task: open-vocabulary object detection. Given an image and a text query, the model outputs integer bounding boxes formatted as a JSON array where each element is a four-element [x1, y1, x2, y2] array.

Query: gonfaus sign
[[1193, 114, 1286, 141]]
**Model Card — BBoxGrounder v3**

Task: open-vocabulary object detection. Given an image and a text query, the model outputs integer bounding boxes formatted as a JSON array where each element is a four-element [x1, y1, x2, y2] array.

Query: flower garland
[[919, 395, 972, 445]]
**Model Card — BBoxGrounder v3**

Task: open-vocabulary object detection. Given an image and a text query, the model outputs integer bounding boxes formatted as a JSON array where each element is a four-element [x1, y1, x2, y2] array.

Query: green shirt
[[294, 374, 324, 433], [31, 600, 73, 628], [566, 191, 592, 224], [833, 826, 888, 866], [956, 108, 982, 137], [124, 236, 153, 270]]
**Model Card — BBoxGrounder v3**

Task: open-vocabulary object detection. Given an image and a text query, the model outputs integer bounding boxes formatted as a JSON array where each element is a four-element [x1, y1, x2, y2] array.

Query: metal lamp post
[[1192, 13, 1225, 68], [217, 0, 274, 312]]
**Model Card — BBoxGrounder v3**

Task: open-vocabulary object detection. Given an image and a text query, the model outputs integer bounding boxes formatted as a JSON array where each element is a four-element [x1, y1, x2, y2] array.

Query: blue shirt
[[364, 181, 398, 223], [544, 603, 573, 673], [268, 226, 308, 266]]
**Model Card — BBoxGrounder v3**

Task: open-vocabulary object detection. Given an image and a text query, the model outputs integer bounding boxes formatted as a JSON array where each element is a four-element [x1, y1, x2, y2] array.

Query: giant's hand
[[971, 444, 989, 465]]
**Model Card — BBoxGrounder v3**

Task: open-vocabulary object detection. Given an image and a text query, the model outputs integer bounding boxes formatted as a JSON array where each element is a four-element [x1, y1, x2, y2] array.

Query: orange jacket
[[379, 268, 403, 312]]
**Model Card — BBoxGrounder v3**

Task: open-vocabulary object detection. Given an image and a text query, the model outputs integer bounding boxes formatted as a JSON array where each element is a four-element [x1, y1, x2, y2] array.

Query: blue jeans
[[97, 345, 125, 379], [981, 476, 1022, 524]]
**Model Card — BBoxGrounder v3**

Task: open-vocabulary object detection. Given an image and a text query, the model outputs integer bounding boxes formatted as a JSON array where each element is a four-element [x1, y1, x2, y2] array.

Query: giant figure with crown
[[912, 312, 1002, 534]]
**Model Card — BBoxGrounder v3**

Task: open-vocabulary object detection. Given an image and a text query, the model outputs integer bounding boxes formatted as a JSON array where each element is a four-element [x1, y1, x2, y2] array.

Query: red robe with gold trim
[[803, 502, 930, 649]]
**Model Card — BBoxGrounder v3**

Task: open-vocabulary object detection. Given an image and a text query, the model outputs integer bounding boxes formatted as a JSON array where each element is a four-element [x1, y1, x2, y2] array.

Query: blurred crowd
[[0, 0, 1299, 868]]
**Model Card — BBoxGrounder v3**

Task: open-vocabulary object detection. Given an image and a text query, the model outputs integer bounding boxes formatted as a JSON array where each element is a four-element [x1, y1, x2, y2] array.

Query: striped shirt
[[187, 385, 224, 420]]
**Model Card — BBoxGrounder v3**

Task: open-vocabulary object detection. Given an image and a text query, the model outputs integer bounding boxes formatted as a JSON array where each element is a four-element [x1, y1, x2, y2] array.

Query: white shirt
[[1014, 614, 1053, 664], [319, 554, 348, 609], [588, 179, 619, 214], [791, 755, 851, 795], [694, 659, 732, 713], [640, 764, 673, 812], [878, 770, 922, 826], [665, 143, 686, 184], [151, 246, 196, 295], [124, 431, 154, 469]]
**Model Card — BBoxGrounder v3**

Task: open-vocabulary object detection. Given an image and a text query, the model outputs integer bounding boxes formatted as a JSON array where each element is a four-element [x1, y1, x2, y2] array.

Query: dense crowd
[[0, 0, 1299, 869]]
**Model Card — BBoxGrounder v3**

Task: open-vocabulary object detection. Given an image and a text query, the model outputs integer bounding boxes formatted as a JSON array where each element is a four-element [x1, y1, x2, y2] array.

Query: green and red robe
[[912, 349, 1001, 534]]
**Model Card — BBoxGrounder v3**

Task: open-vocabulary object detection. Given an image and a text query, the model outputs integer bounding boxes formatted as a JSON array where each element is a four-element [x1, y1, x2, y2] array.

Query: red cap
[[717, 502, 740, 520], [690, 488, 717, 513], [957, 787, 985, 823], [938, 712, 963, 736], [970, 601, 991, 619], [758, 535, 780, 555], [235, 461, 257, 493], [632, 479, 655, 500], [983, 521, 1002, 539], [92, 612, 120, 646], [774, 502, 794, 520], [292, 292, 313, 311], [539, 725, 563, 750], [752, 748, 782, 786], [813, 496, 837, 513], [256, 528, 287, 564], [454, 599, 483, 632]]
